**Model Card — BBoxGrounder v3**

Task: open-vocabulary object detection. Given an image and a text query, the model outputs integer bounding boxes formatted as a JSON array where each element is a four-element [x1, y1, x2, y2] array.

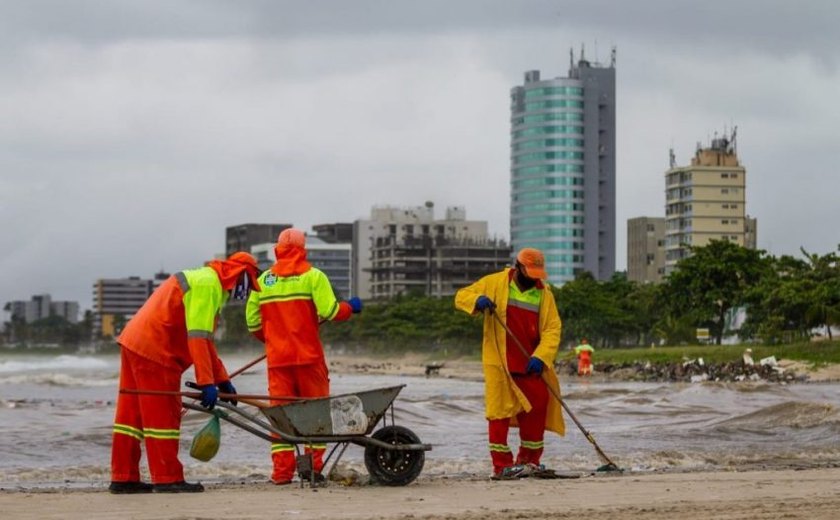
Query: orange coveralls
[[246, 243, 352, 483], [111, 256, 257, 484]]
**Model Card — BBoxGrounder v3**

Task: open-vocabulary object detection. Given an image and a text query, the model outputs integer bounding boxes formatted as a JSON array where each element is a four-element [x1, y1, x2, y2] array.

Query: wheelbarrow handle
[[121, 388, 307, 407]]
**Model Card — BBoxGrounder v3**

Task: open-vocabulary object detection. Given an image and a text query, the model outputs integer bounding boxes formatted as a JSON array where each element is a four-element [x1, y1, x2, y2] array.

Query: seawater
[[0, 352, 838, 488]]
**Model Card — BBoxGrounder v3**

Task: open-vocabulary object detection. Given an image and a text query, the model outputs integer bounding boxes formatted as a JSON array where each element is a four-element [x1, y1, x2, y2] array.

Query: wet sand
[[2, 468, 839, 519]]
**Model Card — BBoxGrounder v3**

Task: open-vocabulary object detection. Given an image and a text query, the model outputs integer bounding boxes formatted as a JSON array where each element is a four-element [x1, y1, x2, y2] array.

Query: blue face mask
[[230, 272, 252, 301]]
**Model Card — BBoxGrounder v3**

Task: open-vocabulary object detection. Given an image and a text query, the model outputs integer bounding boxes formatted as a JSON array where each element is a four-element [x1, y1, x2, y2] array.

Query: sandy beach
[[2, 468, 838, 519], [2, 353, 838, 519]]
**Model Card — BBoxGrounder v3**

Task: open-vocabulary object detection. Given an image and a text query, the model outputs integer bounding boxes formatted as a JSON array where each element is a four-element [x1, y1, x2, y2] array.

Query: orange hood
[[271, 244, 311, 276], [208, 252, 262, 291]]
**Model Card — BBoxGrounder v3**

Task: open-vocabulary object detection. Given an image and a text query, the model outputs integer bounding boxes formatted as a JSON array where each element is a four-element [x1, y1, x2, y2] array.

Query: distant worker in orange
[[574, 338, 595, 376], [110, 252, 261, 494], [246, 228, 363, 485]]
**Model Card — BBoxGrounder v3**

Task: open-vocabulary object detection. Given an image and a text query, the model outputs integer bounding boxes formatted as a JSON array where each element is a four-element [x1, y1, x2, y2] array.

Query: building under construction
[[367, 234, 511, 299]]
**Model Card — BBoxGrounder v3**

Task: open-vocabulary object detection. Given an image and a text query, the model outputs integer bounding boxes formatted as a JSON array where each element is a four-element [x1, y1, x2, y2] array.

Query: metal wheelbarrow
[[181, 384, 431, 486]]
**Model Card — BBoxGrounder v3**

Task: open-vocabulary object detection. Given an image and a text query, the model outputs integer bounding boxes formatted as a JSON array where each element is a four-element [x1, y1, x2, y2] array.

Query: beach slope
[[2, 468, 838, 520]]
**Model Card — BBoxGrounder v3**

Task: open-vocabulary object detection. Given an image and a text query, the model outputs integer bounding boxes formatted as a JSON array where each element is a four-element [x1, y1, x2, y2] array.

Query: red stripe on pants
[[268, 360, 329, 482], [488, 374, 548, 474], [111, 347, 185, 484]]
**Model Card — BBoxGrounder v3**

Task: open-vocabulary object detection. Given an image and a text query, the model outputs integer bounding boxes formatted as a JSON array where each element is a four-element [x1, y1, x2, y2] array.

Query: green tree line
[[556, 241, 840, 347], [1, 310, 94, 349]]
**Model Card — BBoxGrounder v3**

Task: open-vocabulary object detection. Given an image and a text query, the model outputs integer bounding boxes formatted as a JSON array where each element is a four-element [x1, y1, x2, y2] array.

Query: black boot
[[109, 481, 153, 494], [298, 470, 326, 484], [152, 481, 205, 493]]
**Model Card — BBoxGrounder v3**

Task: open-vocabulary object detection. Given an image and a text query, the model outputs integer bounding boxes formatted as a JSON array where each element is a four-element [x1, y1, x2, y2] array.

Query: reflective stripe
[[113, 423, 144, 441], [271, 443, 296, 453], [521, 440, 544, 450], [247, 324, 262, 332], [175, 271, 190, 293], [323, 301, 339, 320], [260, 293, 313, 304], [306, 443, 327, 450], [187, 330, 214, 339], [489, 443, 511, 453], [143, 427, 180, 440], [507, 299, 540, 313]]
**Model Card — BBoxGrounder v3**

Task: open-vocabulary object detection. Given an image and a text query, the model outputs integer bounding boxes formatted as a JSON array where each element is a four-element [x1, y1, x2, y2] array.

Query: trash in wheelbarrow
[[261, 385, 403, 436], [173, 384, 432, 486]]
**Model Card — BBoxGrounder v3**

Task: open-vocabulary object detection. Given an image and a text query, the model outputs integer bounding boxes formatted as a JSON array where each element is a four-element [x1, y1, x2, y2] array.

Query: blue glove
[[526, 357, 545, 375], [218, 380, 237, 407], [348, 296, 363, 314], [199, 384, 218, 410], [475, 296, 496, 312]]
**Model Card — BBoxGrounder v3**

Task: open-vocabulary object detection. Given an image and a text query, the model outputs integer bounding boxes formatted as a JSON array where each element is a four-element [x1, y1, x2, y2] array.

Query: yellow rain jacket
[[455, 268, 565, 436]]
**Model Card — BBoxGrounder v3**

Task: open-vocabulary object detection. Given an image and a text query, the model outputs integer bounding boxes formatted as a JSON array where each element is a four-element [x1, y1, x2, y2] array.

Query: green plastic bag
[[190, 414, 221, 462]]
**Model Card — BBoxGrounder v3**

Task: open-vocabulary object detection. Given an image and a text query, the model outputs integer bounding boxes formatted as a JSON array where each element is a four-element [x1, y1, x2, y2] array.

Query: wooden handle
[[121, 388, 311, 405], [228, 354, 267, 379]]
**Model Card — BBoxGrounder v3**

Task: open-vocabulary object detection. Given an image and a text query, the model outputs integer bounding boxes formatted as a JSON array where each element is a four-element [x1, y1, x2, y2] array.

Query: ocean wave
[[714, 401, 840, 429], [0, 355, 111, 374], [0, 372, 117, 387]]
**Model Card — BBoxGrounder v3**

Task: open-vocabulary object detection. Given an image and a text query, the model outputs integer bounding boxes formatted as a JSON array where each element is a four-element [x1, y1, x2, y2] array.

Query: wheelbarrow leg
[[323, 442, 351, 481], [296, 451, 313, 489]]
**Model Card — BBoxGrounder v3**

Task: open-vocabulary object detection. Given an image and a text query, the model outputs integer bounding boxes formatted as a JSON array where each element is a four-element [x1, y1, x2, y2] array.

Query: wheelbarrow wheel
[[364, 425, 425, 486]]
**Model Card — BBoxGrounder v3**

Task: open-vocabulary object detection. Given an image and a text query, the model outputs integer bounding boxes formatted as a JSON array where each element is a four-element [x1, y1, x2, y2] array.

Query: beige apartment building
[[664, 130, 755, 274]]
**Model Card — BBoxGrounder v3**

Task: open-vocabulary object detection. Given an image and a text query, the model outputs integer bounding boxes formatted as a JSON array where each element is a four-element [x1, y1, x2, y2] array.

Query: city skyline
[[2, 1, 839, 311]]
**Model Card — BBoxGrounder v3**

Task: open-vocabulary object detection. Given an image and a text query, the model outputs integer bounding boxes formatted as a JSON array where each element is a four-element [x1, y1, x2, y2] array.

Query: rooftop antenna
[[569, 47, 574, 70], [731, 125, 738, 155], [580, 42, 585, 62], [669, 147, 676, 169], [610, 46, 616, 67]]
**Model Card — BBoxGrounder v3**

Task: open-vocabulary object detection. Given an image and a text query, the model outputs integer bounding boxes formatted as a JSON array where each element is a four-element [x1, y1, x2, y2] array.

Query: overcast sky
[[2, 0, 839, 313]]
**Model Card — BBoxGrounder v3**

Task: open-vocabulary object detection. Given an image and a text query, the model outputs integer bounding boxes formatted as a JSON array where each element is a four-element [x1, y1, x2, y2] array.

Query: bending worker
[[455, 248, 564, 480], [246, 228, 363, 485], [110, 252, 261, 494], [574, 338, 595, 376]]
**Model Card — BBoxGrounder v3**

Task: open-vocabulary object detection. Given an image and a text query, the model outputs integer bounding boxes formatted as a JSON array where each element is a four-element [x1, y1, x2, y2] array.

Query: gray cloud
[[1, 1, 839, 313]]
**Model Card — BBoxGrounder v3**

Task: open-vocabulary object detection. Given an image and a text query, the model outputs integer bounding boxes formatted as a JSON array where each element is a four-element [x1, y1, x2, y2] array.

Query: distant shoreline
[[326, 353, 840, 384], [2, 347, 837, 384]]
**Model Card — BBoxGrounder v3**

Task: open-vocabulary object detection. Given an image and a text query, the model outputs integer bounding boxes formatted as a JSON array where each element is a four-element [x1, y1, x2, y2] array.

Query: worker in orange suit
[[110, 252, 261, 494], [246, 228, 362, 485], [574, 338, 595, 376]]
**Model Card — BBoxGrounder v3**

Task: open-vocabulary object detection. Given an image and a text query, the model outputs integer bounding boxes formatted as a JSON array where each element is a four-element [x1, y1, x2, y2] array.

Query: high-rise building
[[627, 217, 665, 284], [225, 223, 292, 257], [352, 202, 511, 299], [664, 129, 755, 273], [510, 47, 616, 285]]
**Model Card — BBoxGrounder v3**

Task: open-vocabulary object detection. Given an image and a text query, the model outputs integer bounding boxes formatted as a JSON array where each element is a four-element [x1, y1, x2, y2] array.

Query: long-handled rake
[[490, 309, 622, 472]]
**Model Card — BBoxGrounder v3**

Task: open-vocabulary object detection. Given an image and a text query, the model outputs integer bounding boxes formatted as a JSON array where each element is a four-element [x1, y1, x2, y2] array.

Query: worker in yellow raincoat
[[455, 248, 564, 480]]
